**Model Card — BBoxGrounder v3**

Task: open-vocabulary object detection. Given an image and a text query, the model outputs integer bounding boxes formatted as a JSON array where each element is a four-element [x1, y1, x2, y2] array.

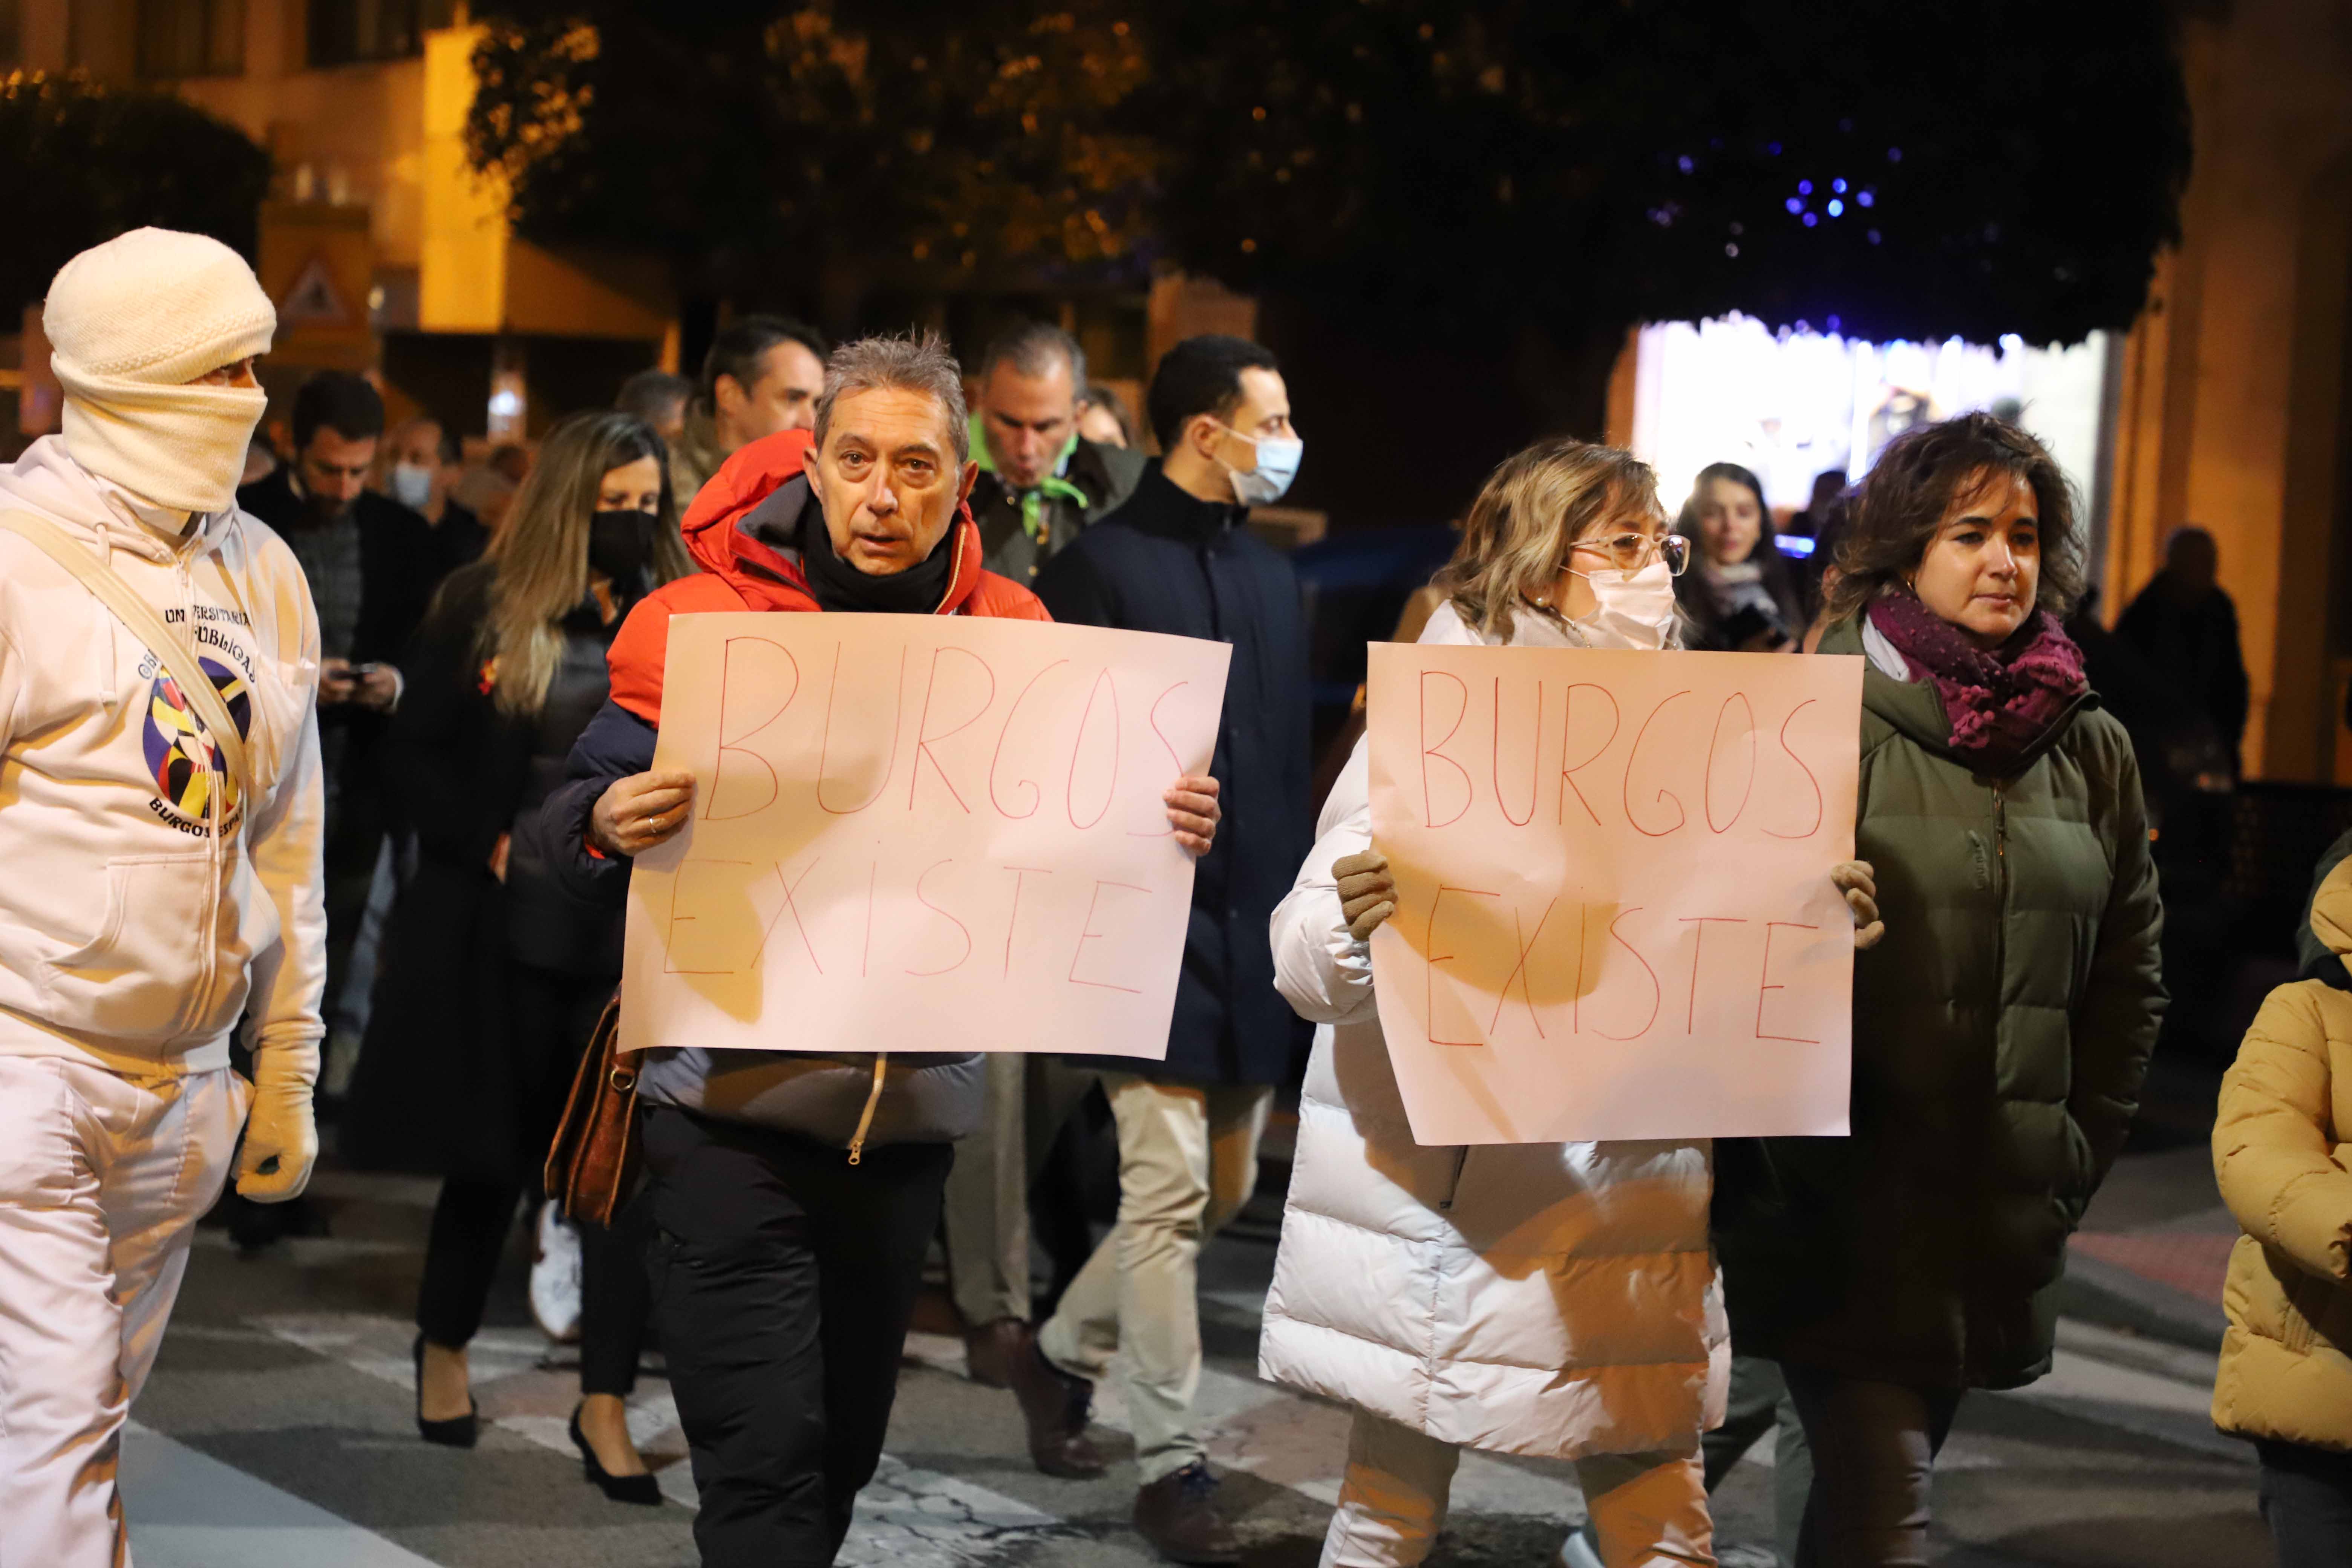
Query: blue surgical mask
[[1217, 426, 1303, 507], [389, 461, 435, 511]]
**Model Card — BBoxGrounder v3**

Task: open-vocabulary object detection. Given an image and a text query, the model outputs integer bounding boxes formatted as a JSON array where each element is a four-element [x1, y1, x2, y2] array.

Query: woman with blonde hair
[[1259, 437, 1882, 1567], [347, 411, 692, 1501]]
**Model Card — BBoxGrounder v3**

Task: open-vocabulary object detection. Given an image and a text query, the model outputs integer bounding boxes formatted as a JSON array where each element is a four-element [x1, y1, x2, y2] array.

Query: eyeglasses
[[1570, 531, 1690, 577]]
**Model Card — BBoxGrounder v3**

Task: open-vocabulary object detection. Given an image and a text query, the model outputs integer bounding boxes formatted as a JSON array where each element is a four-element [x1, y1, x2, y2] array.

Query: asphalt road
[[130, 1161, 2268, 1568]]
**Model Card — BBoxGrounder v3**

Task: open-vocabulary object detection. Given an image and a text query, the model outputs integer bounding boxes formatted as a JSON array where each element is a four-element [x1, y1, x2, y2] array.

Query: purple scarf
[[1866, 593, 2088, 773]]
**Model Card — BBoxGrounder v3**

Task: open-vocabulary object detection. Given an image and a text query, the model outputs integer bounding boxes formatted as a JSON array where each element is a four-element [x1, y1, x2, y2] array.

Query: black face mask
[[588, 508, 660, 583]]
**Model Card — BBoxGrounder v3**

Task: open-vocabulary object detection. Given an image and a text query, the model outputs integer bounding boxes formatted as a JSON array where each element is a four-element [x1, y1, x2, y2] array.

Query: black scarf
[[796, 500, 955, 614]]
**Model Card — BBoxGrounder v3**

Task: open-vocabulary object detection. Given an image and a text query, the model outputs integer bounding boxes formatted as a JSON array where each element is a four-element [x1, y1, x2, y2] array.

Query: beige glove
[[236, 1037, 320, 1202], [1334, 850, 1399, 942], [1832, 860, 1885, 951]]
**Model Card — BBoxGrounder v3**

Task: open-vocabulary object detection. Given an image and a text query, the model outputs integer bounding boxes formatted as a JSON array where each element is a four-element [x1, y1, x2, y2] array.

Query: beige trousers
[[939, 1054, 1099, 1327], [1323, 1411, 1715, 1568], [0, 1056, 247, 1568], [1037, 1072, 1273, 1483]]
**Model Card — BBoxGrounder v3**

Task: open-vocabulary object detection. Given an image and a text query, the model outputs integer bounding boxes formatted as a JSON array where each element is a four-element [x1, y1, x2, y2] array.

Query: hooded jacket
[[0, 436, 326, 1076], [1712, 611, 2165, 1391], [2211, 853, 2352, 1453], [526, 429, 1048, 1148], [1258, 601, 1727, 1462]]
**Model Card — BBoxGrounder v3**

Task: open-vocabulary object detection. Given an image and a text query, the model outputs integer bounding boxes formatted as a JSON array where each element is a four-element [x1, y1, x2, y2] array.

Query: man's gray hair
[[976, 320, 1086, 395], [813, 331, 971, 465]]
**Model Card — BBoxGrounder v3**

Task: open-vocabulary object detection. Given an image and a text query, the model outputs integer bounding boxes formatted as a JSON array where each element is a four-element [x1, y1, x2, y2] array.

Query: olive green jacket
[[1714, 613, 2167, 1390]]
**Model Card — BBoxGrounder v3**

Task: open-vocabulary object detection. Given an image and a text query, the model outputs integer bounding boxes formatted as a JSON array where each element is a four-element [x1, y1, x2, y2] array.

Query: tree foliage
[[0, 73, 273, 317], [466, 0, 1158, 310]]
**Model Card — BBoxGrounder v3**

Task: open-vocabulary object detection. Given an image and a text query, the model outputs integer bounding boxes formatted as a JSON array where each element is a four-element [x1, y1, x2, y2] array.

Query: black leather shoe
[[571, 1405, 663, 1505], [1006, 1340, 1107, 1478], [1133, 1462, 1242, 1565], [411, 1334, 478, 1449]]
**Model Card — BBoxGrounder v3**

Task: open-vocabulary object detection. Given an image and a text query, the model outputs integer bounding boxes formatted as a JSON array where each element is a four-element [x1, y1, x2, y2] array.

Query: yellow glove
[[235, 1038, 319, 1202]]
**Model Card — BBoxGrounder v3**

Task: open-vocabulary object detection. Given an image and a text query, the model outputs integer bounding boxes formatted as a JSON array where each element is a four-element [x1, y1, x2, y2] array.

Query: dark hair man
[[967, 320, 1145, 584], [1014, 334, 1311, 1562], [239, 372, 470, 1144], [380, 415, 488, 567], [615, 367, 691, 444], [669, 315, 830, 505], [523, 333, 1220, 1563]]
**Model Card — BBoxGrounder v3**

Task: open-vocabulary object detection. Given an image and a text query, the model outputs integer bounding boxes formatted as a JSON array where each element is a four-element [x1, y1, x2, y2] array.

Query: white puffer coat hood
[[1256, 599, 1728, 1460]]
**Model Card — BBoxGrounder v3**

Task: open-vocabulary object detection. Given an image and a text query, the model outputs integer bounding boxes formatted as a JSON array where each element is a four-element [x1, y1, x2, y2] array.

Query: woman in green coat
[[1714, 413, 2167, 1566]]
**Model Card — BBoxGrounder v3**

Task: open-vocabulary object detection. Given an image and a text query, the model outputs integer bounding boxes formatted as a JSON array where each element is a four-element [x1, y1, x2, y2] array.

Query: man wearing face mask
[[0, 228, 326, 1567], [381, 415, 489, 570], [1020, 334, 1313, 1563], [240, 374, 464, 1138]]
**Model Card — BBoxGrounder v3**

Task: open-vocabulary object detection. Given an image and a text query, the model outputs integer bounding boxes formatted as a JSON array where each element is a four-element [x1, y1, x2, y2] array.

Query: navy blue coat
[[1034, 465, 1313, 1087]]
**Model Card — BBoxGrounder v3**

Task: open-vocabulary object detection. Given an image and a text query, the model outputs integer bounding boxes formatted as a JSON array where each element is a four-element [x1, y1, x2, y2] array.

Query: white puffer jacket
[[1257, 601, 1728, 1460]]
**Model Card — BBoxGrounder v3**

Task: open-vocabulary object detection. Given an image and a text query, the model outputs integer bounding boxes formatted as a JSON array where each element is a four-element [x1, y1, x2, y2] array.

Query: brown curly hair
[[1825, 412, 2084, 623]]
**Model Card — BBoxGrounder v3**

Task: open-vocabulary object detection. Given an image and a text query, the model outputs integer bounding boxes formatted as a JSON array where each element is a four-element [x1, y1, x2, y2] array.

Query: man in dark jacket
[[237, 372, 470, 1104], [1020, 334, 1311, 1563], [944, 319, 1147, 1390], [525, 334, 1221, 1566], [968, 320, 1145, 584], [2116, 525, 2251, 777]]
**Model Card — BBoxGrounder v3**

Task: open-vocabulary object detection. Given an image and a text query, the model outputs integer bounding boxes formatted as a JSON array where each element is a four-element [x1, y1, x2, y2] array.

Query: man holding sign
[[528, 334, 1221, 1567]]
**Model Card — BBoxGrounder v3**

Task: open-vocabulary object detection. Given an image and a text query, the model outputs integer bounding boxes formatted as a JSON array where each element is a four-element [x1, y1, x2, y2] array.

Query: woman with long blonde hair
[[1258, 437, 1881, 1568], [348, 411, 691, 1501]]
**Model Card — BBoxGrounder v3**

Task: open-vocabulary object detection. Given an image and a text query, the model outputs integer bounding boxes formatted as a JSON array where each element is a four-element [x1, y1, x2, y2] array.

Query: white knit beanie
[[45, 227, 277, 514]]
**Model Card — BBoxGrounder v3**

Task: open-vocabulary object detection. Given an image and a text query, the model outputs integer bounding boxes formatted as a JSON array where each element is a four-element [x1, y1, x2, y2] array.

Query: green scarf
[[970, 413, 1092, 540]]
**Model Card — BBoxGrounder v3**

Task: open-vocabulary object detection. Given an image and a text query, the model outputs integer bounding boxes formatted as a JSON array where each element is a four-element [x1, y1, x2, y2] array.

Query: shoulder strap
[[0, 509, 254, 809]]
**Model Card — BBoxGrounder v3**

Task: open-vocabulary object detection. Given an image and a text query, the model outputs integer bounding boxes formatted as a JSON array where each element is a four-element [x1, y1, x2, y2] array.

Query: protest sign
[[622, 612, 1231, 1059], [1364, 641, 1863, 1144]]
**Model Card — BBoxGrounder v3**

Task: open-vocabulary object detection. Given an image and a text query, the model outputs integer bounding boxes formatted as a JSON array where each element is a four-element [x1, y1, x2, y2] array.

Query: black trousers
[[1781, 1366, 1963, 1568], [2258, 1439, 2352, 1568], [415, 964, 650, 1396], [641, 1106, 952, 1568]]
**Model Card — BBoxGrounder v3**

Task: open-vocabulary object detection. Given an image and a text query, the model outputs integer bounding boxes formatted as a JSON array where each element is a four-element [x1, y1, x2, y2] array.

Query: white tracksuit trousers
[[1322, 1411, 1716, 1568], [0, 1056, 246, 1568]]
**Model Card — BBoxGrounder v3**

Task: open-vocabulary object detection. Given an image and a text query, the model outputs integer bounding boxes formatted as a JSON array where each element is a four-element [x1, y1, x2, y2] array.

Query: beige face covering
[[54, 363, 266, 517]]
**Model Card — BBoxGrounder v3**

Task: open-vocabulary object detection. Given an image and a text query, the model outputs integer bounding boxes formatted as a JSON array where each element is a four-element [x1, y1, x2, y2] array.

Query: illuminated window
[[138, 0, 245, 80], [306, 0, 455, 67]]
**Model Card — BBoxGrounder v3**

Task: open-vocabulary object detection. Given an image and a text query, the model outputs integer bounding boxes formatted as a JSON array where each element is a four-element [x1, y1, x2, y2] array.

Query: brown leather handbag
[[545, 988, 641, 1227]]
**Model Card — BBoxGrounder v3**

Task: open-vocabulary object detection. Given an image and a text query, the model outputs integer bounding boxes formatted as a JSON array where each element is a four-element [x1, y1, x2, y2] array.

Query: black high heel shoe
[[412, 1334, 479, 1449], [571, 1404, 662, 1505]]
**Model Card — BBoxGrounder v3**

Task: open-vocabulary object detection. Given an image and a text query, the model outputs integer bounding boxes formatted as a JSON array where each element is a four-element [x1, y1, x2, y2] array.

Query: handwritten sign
[[1365, 642, 1863, 1144], [622, 613, 1232, 1059]]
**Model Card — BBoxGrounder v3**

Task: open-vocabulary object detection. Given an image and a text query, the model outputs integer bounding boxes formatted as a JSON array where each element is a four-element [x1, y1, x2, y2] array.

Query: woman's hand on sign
[[1334, 850, 1398, 942], [1833, 859, 1884, 950], [591, 769, 697, 858], [1165, 775, 1221, 856]]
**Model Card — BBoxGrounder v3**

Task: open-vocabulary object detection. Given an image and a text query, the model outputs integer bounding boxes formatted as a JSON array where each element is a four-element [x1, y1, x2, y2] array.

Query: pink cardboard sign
[[622, 612, 1231, 1058], [1365, 641, 1863, 1144]]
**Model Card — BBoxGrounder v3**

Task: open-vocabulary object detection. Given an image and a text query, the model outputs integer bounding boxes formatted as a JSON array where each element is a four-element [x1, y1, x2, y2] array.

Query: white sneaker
[[530, 1203, 583, 1345]]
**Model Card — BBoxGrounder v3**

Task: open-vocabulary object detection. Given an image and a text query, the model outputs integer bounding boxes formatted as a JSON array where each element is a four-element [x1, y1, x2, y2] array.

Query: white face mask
[[1569, 558, 1678, 650], [389, 461, 435, 511], [1214, 426, 1303, 506]]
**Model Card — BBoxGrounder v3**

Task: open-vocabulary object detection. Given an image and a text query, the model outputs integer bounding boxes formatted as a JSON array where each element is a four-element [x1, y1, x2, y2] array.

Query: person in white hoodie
[[0, 227, 325, 1566], [1258, 438, 1882, 1568]]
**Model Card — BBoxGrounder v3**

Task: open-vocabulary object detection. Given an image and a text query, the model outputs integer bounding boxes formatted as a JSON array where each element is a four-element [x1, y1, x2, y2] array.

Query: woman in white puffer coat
[[1258, 439, 1881, 1568]]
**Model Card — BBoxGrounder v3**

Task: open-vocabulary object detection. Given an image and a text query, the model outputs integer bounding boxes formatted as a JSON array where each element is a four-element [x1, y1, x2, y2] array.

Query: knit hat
[[46, 227, 276, 387], [44, 227, 277, 514]]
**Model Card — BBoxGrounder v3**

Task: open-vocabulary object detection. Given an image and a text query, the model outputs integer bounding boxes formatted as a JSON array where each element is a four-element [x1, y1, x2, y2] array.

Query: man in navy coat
[[1018, 336, 1312, 1563]]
